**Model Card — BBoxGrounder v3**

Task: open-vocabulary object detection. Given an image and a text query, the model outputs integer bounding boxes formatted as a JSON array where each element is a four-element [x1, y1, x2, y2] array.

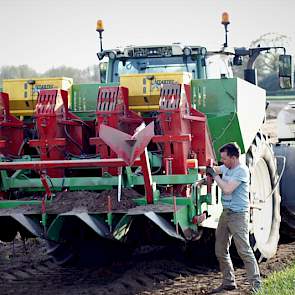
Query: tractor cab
[[98, 43, 234, 84]]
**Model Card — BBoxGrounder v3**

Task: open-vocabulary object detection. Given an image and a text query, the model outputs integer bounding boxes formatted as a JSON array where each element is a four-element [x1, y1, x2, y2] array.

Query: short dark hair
[[219, 142, 240, 158]]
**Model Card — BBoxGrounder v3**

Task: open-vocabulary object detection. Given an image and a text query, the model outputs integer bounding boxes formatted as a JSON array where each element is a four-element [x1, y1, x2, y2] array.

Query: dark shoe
[[210, 284, 237, 294], [251, 284, 261, 293]]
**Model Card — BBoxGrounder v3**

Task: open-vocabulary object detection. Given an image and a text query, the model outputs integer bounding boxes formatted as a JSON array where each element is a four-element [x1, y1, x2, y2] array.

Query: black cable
[[46, 175, 55, 190], [71, 119, 92, 129], [17, 138, 28, 156], [63, 125, 83, 153], [67, 151, 100, 159]]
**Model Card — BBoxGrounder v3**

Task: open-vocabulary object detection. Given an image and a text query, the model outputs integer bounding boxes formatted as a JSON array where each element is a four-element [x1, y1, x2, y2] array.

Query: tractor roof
[[97, 43, 207, 60]]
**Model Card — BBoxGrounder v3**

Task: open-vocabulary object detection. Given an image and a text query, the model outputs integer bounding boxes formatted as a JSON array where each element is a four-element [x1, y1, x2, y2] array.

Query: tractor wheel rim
[[251, 158, 273, 245]]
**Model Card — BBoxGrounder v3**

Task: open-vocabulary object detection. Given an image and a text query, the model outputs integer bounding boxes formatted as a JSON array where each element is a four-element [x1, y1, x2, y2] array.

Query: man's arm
[[206, 166, 240, 195], [213, 175, 240, 195]]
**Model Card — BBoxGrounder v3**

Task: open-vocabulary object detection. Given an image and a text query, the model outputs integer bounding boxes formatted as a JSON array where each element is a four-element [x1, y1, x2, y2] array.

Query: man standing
[[206, 143, 261, 293]]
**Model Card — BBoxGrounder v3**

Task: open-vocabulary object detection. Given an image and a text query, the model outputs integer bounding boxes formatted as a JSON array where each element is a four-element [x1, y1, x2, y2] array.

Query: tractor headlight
[[108, 51, 117, 60], [183, 47, 192, 56], [200, 47, 207, 56]]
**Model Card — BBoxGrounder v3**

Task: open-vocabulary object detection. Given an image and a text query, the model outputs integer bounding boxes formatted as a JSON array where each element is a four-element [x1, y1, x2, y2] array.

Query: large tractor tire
[[46, 239, 114, 266], [46, 240, 76, 266], [246, 132, 281, 262], [45, 216, 133, 267], [273, 144, 295, 240], [45, 217, 116, 267]]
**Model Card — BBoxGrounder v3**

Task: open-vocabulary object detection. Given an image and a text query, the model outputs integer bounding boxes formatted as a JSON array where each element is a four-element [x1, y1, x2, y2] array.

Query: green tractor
[[0, 13, 293, 265]]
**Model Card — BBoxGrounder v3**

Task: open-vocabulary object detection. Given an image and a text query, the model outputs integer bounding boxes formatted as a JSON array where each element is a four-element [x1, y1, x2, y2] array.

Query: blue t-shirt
[[220, 163, 250, 212]]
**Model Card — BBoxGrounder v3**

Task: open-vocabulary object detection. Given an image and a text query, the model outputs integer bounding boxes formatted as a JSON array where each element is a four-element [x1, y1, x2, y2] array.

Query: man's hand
[[206, 166, 217, 178]]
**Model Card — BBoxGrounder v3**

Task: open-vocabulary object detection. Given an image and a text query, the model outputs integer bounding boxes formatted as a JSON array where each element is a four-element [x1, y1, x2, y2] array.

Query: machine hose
[[46, 175, 55, 190], [71, 119, 93, 129], [17, 138, 29, 156], [67, 152, 100, 159], [64, 125, 83, 152], [259, 155, 286, 204]]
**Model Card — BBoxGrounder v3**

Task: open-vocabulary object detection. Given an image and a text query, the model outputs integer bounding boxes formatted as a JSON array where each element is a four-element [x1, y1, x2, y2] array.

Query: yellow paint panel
[[120, 72, 192, 111], [3, 77, 73, 116]]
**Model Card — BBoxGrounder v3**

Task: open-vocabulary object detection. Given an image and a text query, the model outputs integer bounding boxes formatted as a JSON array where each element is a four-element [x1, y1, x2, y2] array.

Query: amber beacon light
[[221, 12, 230, 25], [96, 19, 104, 52], [221, 12, 230, 47], [96, 19, 104, 33]]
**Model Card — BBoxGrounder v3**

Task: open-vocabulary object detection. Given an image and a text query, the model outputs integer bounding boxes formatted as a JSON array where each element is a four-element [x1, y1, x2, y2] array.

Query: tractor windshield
[[112, 56, 197, 81]]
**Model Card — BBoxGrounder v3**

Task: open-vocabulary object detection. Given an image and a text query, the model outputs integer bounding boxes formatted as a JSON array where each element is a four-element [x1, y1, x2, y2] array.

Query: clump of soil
[[0, 204, 42, 215], [0, 188, 142, 215], [45, 188, 142, 214], [0, 235, 47, 266]]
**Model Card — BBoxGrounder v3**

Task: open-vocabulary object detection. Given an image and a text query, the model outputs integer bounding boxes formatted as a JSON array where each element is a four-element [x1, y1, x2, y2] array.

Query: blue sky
[[1, 0, 294, 72]]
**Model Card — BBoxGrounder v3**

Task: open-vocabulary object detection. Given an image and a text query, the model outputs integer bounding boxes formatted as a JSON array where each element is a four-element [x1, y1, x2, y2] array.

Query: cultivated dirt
[[0, 237, 295, 295], [45, 188, 141, 214], [0, 188, 141, 215]]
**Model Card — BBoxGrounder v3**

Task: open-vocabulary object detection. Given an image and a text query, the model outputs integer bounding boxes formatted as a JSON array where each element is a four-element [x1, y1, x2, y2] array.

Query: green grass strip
[[257, 262, 295, 294]]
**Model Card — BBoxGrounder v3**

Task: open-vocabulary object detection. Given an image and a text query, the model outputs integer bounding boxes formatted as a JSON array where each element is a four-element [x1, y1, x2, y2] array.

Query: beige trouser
[[215, 209, 261, 288]]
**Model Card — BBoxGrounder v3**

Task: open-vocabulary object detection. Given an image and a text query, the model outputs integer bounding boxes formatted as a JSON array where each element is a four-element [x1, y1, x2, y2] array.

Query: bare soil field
[[0, 236, 295, 295]]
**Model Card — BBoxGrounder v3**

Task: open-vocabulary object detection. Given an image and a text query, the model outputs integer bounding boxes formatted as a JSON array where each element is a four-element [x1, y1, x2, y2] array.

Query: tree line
[[0, 64, 100, 87]]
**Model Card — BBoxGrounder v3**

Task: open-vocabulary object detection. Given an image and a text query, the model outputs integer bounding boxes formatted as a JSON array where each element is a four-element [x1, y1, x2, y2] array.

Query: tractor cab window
[[112, 56, 197, 82]]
